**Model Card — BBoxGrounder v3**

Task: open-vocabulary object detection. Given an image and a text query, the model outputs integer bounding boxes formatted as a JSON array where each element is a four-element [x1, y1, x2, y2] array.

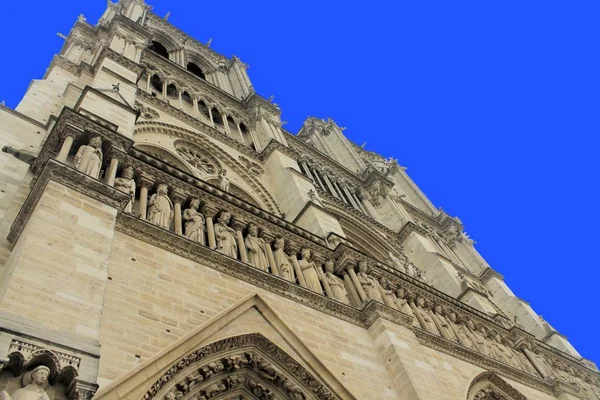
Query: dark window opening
[[149, 41, 169, 59], [198, 100, 210, 119], [240, 123, 248, 134], [182, 91, 193, 105], [150, 75, 163, 93], [187, 62, 206, 80], [167, 84, 178, 99], [211, 108, 223, 125]]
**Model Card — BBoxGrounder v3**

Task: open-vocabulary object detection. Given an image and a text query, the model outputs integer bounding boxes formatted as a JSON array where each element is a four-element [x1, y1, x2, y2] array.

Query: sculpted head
[[122, 166, 134, 179], [301, 248, 311, 260], [434, 304, 443, 314], [157, 183, 168, 195], [219, 211, 232, 224], [466, 320, 475, 330], [396, 287, 407, 299], [31, 365, 50, 386], [448, 311, 458, 323], [358, 261, 368, 273], [274, 237, 285, 249], [416, 296, 426, 307], [324, 259, 335, 273], [190, 198, 200, 210], [248, 224, 258, 236], [378, 276, 389, 288], [89, 136, 102, 148]]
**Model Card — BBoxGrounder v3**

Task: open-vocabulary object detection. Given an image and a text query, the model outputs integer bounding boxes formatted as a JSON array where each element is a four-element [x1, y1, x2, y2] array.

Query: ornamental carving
[[143, 334, 339, 400], [174, 141, 220, 174], [135, 101, 160, 120]]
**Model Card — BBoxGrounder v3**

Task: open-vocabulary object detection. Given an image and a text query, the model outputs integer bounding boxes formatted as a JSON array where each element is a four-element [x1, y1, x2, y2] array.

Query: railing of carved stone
[[29, 109, 600, 395]]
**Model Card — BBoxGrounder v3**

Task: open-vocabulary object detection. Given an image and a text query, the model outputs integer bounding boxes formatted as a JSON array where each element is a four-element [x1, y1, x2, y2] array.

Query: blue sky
[[1, 1, 598, 363]]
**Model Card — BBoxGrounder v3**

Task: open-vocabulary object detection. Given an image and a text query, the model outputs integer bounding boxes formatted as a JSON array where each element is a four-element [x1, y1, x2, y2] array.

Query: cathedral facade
[[0, 1, 597, 399]]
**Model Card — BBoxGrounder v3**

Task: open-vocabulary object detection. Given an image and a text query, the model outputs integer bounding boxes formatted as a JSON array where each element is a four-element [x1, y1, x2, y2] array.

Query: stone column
[[232, 220, 248, 263], [171, 191, 186, 235], [291, 254, 308, 287], [237, 123, 244, 138], [162, 81, 167, 98], [311, 168, 326, 191], [192, 98, 199, 118], [137, 176, 154, 220], [300, 161, 315, 181], [322, 174, 339, 198], [318, 264, 334, 299], [523, 348, 548, 379], [342, 270, 361, 306], [347, 267, 367, 302], [207, 106, 215, 127], [353, 192, 369, 214], [332, 180, 348, 204], [146, 74, 151, 92], [223, 114, 231, 135], [342, 183, 360, 210], [262, 233, 279, 275], [178, 91, 183, 110], [202, 205, 217, 250], [57, 135, 74, 162], [105, 158, 119, 187]]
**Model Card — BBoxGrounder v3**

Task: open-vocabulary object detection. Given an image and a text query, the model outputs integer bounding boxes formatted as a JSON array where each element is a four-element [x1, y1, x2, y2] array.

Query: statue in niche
[[183, 198, 206, 245], [432, 305, 457, 342], [0, 365, 51, 400], [323, 259, 349, 304], [214, 211, 238, 258], [245, 224, 269, 271], [488, 333, 510, 364], [378, 277, 399, 310], [273, 237, 293, 282], [465, 320, 491, 357], [410, 296, 440, 335], [448, 312, 475, 349], [356, 261, 383, 302], [298, 248, 322, 293], [394, 288, 417, 324], [387, 251, 406, 274], [114, 166, 136, 213], [74, 136, 103, 178], [218, 169, 230, 193], [148, 183, 174, 229]]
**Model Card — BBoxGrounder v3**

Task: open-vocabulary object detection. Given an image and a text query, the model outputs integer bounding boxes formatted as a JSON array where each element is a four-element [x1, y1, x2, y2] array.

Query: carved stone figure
[[387, 251, 406, 274], [273, 237, 294, 282], [218, 169, 230, 193], [0, 366, 51, 400], [448, 312, 475, 349], [411, 297, 440, 335], [378, 277, 399, 310], [205, 383, 226, 398], [298, 248, 322, 293], [323, 260, 349, 304], [214, 212, 237, 258], [356, 261, 383, 302], [244, 224, 269, 271], [394, 288, 417, 324], [74, 136, 103, 178], [183, 198, 206, 245], [432, 305, 457, 342], [114, 166, 136, 213], [488, 333, 510, 364], [466, 320, 491, 357], [148, 183, 174, 229]]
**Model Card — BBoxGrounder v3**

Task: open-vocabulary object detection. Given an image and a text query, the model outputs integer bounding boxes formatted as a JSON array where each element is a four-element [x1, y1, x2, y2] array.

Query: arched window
[[467, 372, 527, 400], [239, 123, 249, 135], [149, 40, 169, 59], [211, 108, 223, 125], [187, 62, 206, 80], [181, 91, 194, 114], [181, 91, 193, 105], [198, 100, 210, 120], [150, 75, 163, 94], [166, 83, 178, 99]]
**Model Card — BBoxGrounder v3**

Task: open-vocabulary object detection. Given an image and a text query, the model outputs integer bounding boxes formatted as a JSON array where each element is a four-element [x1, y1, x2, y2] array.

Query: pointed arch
[[467, 372, 528, 400], [134, 143, 197, 177]]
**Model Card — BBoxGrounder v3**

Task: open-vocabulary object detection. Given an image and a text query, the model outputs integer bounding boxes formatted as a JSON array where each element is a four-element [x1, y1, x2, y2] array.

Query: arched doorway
[[466, 372, 528, 400]]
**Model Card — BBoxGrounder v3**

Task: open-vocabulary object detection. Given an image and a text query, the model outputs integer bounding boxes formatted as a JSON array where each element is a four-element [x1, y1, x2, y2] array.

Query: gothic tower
[[0, 1, 597, 399]]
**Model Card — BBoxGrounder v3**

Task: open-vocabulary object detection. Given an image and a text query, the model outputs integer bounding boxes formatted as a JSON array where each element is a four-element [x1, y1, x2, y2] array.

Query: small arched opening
[[198, 100, 211, 122], [211, 108, 224, 132], [181, 91, 194, 114], [166, 83, 178, 100], [187, 62, 206, 80], [150, 75, 163, 96], [149, 40, 170, 59]]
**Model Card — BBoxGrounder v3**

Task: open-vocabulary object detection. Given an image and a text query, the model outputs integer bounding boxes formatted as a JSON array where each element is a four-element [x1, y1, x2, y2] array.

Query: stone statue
[[448, 312, 475, 349], [273, 237, 293, 282], [488, 333, 510, 365], [394, 288, 417, 324], [218, 169, 230, 193], [114, 166, 136, 213], [148, 183, 174, 229], [0, 366, 51, 400], [323, 260, 349, 304], [411, 297, 440, 335], [245, 224, 268, 271], [466, 320, 491, 357], [378, 277, 399, 310], [387, 251, 406, 274], [298, 248, 322, 293], [432, 305, 457, 342], [183, 198, 205, 245], [74, 136, 103, 178], [356, 261, 383, 302], [214, 212, 237, 258]]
